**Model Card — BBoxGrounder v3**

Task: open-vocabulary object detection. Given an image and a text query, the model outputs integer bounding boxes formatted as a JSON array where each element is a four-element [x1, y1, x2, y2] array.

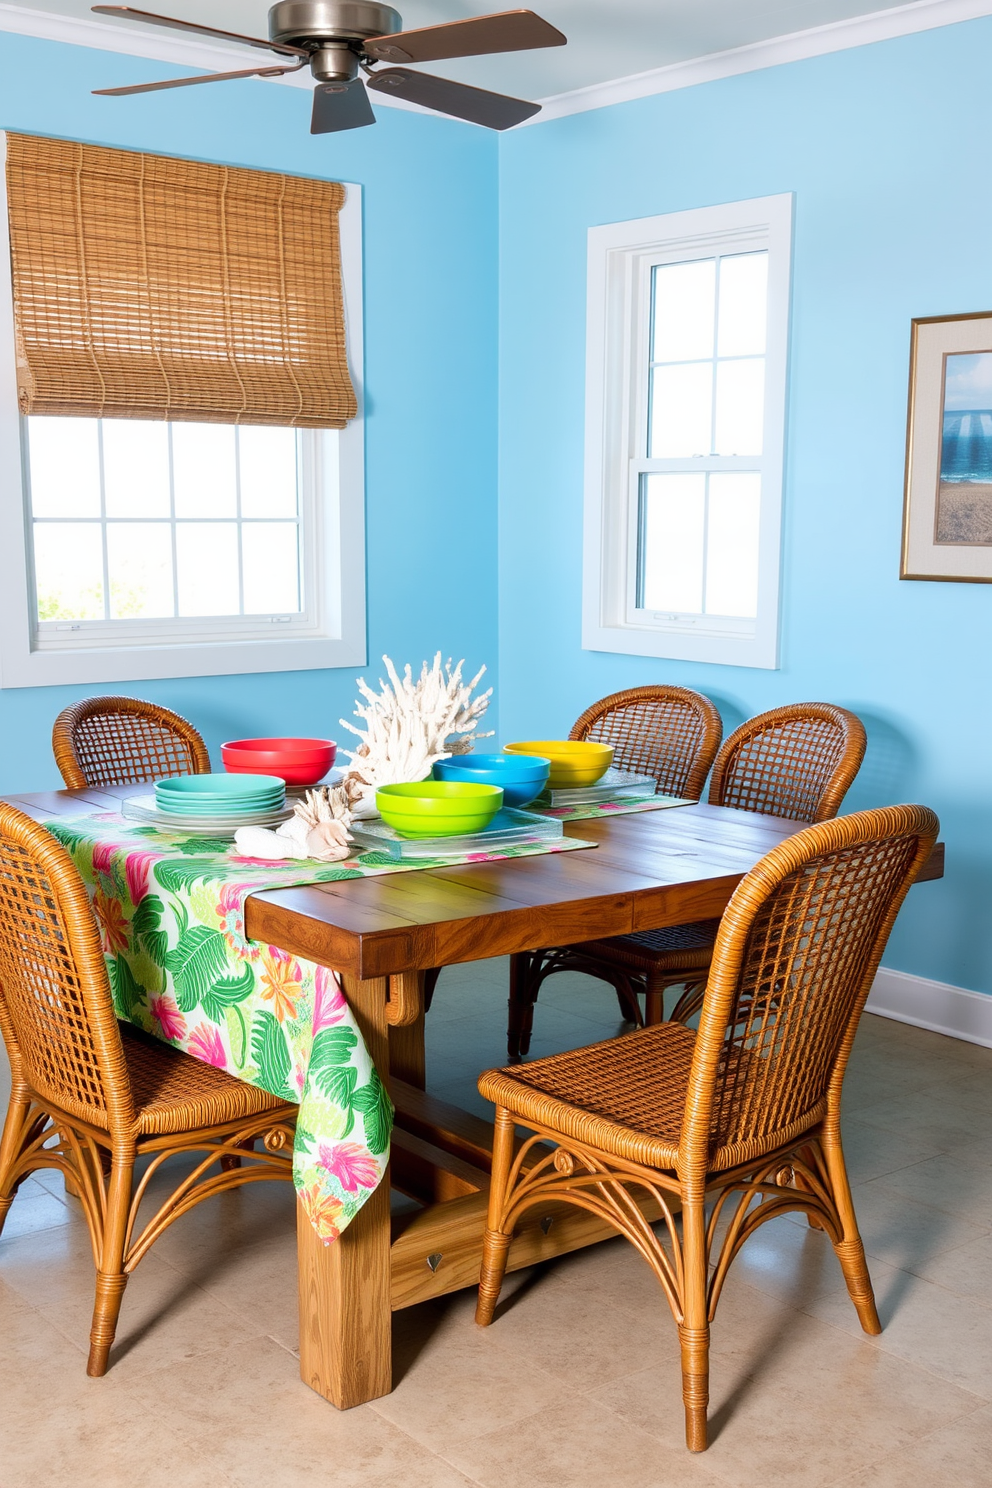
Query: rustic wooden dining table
[[6, 785, 944, 1413]]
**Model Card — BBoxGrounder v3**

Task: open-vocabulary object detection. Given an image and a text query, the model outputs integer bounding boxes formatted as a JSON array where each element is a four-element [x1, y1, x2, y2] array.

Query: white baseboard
[[866, 967, 992, 1048]]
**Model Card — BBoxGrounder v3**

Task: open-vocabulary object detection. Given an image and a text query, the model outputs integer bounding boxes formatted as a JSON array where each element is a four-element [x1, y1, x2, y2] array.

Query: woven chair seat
[[120, 1026, 291, 1136], [480, 1023, 698, 1169], [584, 921, 721, 974]]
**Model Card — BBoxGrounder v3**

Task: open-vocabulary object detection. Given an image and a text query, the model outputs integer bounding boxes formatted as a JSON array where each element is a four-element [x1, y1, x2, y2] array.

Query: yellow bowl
[[503, 739, 614, 789]]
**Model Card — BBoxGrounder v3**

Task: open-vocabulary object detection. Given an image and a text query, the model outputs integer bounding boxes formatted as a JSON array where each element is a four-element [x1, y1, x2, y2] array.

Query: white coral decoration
[[339, 654, 493, 800]]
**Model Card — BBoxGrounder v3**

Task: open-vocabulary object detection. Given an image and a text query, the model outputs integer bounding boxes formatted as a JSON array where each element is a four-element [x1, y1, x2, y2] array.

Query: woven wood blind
[[4, 133, 357, 428]]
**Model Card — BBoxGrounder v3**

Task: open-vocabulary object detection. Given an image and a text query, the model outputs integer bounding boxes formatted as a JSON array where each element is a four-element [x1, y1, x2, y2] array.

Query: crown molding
[[528, 0, 992, 124], [0, 2, 311, 85], [0, 0, 989, 126]]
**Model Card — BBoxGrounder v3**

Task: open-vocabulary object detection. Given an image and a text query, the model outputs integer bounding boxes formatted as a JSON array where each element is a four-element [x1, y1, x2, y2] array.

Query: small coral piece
[[291, 785, 356, 860]]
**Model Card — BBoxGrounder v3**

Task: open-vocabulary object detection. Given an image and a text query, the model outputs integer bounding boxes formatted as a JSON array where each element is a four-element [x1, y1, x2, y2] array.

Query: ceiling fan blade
[[311, 78, 376, 135], [366, 67, 539, 129], [364, 9, 565, 65], [94, 61, 305, 96], [91, 7, 308, 59]]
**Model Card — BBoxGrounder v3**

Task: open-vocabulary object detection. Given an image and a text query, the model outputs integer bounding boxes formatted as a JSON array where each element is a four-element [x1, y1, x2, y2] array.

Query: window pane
[[705, 473, 761, 617], [104, 420, 170, 517], [638, 473, 705, 613], [239, 427, 299, 518], [175, 524, 240, 615], [714, 359, 764, 455], [717, 253, 768, 358], [650, 363, 712, 457], [27, 418, 100, 517], [651, 259, 715, 363], [34, 523, 104, 620], [106, 523, 174, 618], [242, 524, 301, 613], [172, 423, 237, 517]]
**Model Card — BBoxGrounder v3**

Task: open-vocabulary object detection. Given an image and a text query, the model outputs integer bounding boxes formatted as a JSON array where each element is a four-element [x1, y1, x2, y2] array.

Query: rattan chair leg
[[507, 952, 538, 1062], [833, 1234, 881, 1334], [86, 1155, 134, 1377], [219, 1136, 256, 1173], [0, 1087, 32, 1235], [680, 1198, 710, 1452], [820, 1127, 881, 1335], [669, 981, 707, 1025], [790, 1147, 825, 1230], [610, 976, 644, 1027], [475, 1108, 516, 1325], [644, 970, 671, 1027]]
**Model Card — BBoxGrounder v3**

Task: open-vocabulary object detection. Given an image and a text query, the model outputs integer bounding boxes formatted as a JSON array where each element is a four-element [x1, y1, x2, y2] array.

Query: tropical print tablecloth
[[44, 810, 596, 1242]]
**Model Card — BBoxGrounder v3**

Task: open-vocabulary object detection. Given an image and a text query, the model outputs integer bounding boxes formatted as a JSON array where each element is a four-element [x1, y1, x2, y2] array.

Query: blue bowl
[[432, 752, 551, 808]]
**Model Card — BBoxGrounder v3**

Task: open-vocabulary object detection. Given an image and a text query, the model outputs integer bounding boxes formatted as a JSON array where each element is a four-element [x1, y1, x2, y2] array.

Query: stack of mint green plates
[[155, 772, 286, 819]]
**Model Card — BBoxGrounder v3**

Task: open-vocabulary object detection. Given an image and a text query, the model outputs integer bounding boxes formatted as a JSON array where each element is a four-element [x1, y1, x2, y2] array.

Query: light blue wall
[[497, 20, 992, 994], [0, 32, 499, 786], [3, 19, 991, 997]]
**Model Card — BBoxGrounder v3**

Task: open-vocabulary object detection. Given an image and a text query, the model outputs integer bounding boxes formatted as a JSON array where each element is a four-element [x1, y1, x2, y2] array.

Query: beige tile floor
[[2, 958, 991, 1488]]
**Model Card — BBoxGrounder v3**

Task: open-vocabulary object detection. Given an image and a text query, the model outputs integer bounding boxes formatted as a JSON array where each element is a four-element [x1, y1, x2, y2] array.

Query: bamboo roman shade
[[4, 133, 357, 428]]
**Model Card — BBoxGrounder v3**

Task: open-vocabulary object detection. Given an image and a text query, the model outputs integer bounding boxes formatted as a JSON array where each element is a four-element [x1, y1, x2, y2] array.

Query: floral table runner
[[44, 810, 595, 1242]]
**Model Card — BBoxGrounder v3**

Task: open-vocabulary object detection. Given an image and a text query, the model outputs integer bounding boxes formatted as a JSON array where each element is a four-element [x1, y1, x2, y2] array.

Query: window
[[0, 134, 366, 688], [582, 195, 792, 669], [28, 419, 311, 639]]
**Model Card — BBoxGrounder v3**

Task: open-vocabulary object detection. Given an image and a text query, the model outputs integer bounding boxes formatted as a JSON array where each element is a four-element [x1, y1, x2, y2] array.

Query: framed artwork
[[902, 311, 992, 581]]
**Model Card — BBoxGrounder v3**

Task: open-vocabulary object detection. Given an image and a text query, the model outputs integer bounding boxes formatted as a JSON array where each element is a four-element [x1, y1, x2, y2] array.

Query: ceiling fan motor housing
[[268, 0, 402, 80]]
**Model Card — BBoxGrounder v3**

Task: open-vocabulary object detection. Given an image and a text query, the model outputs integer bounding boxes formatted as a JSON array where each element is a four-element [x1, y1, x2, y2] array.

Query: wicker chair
[[0, 804, 295, 1376], [498, 687, 723, 1044], [476, 803, 939, 1452], [568, 686, 723, 795], [507, 702, 867, 1059], [52, 695, 210, 789]]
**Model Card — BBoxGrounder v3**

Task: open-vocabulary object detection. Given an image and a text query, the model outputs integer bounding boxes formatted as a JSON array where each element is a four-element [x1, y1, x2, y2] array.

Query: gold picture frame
[[902, 310, 992, 581]]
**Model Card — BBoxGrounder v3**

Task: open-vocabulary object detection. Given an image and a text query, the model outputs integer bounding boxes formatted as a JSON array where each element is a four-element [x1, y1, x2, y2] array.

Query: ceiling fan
[[90, 3, 566, 133]]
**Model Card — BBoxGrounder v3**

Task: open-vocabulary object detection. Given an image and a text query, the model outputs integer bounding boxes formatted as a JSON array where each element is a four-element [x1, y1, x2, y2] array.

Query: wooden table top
[[7, 788, 943, 981]]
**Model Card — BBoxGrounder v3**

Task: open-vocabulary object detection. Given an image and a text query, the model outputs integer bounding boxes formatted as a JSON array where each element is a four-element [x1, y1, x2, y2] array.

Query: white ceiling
[[6, 0, 942, 101]]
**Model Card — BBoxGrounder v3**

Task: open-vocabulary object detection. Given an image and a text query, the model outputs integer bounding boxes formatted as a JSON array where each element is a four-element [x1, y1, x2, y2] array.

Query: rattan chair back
[[570, 686, 723, 799], [52, 696, 210, 789], [708, 702, 866, 823], [0, 804, 134, 1133], [682, 804, 937, 1177]]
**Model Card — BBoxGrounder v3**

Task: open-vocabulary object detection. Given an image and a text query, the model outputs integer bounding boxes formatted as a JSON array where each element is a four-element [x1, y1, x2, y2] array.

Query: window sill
[[582, 616, 779, 669], [0, 632, 366, 689]]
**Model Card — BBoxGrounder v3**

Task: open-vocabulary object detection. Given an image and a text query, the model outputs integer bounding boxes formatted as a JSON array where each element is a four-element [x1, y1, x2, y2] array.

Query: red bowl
[[221, 737, 337, 788]]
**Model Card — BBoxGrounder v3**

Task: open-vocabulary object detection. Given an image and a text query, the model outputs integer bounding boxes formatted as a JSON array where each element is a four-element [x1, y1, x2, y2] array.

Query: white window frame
[[0, 135, 366, 688], [582, 194, 793, 670]]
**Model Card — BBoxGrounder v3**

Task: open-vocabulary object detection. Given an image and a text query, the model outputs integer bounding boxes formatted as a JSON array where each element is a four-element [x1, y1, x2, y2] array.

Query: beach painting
[[936, 351, 992, 544], [902, 311, 992, 582]]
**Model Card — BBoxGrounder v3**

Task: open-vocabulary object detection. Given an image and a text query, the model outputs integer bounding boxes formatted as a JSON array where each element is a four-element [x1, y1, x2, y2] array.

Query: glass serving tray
[[532, 767, 660, 808], [348, 807, 564, 861], [122, 794, 294, 837]]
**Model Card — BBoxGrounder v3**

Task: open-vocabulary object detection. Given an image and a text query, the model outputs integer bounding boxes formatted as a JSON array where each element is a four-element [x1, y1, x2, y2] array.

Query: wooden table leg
[[297, 973, 392, 1409]]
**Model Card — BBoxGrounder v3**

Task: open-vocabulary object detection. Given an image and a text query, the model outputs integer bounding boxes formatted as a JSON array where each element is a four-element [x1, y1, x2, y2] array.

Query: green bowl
[[375, 781, 503, 838]]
